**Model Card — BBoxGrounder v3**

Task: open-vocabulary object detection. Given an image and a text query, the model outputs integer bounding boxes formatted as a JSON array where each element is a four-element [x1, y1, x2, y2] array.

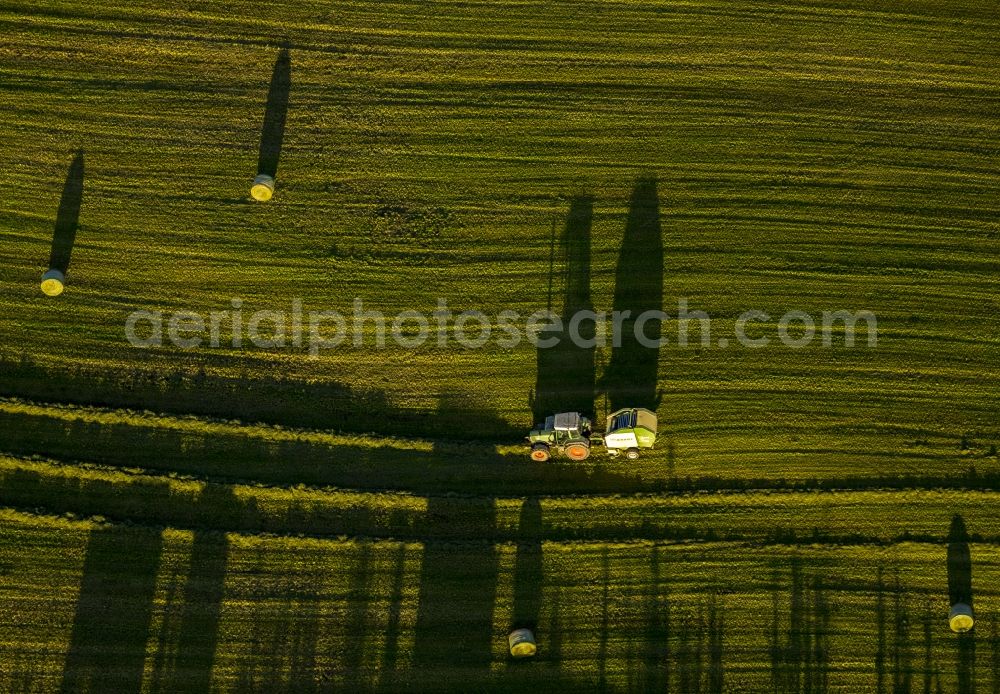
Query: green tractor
[[527, 412, 598, 462], [527, 408, 657, 462]]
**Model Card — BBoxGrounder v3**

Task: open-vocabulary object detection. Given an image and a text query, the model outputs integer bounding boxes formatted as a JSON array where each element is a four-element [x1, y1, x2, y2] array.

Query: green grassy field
[[3, 510, 1000, 691], [1, 0, 999, 691]]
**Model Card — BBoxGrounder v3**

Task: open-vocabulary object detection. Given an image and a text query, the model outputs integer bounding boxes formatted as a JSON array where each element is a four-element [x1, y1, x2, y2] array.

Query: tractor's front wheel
[[565, 443, 590, 461], [530, 443, 551, 462], [625, 447, 641, 460]]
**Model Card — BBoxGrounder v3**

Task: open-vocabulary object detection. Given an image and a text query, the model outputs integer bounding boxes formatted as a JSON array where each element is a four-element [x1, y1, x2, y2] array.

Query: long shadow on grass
[[708, 594, 725, 694], [769, 557, 831, 694], [920, 601, 944, 694], [510, 498, 543, 638], [875, 568, 887, 693], [60, 523, 165, 694], [957, 634, 976, 694], [990, 614, 998, 694], [602, 559, 725, 693], [0, 398, 645, 498], [0, 356, 522, 443], [150, 487, 232, 692], [948, 515, 976, 694], [234, 547, 323, 692], [675, 604, 703, 693], [412, 496, 499, 670], [257, 48, 291, 179], [410, 398, 502, 677], [597, 547, 611, 692], [948, 515, 974, 615], [673, 593, 726, 694], [891, 573, 913, 694], [643, 546, 671, 691], [48, 150, 84, 276], [602, 176, 664, 413], [872, 569, 919, 694], [376, 544, 409, 691], [341, 541, 373, 687], [532, 195, 596, 423]]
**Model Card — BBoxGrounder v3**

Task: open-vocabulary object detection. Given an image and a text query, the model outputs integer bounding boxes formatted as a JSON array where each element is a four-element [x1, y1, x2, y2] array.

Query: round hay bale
[[40, 269, 65, 297], [250, 173, 275, 202], [508, 628, 536, 658], [950, 603, 974, 633]]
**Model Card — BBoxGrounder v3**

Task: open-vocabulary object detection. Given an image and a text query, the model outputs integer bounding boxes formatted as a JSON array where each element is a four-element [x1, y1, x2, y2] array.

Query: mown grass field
[[0, 0, 999, 691], [3, 510, 1000, 692]]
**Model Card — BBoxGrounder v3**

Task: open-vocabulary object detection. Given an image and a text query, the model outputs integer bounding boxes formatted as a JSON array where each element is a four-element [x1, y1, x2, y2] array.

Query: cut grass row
[[1, 508, 998, 692], [1, 395, 996, 498], [3, 453, 1000, 545]]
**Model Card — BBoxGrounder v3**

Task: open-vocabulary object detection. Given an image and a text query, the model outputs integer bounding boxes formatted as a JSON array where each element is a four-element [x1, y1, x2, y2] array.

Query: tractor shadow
[[603, 176, 664, 413], [532, 195, 597, 423], [257, 47, 291, 179], [60, 523, 165, 694], [48, 149, 84, 275]]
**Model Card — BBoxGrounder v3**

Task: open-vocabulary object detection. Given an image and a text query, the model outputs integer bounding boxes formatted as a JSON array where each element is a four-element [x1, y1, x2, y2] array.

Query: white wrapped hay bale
[[40, 269, 65, 297], [250, 173, 275, 201], [507, 628, 536, 658], [949, 603, 974, 633]]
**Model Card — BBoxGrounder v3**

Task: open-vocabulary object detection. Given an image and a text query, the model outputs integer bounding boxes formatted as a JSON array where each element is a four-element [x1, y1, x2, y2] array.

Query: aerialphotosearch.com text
[[124, 298, 878, 357]]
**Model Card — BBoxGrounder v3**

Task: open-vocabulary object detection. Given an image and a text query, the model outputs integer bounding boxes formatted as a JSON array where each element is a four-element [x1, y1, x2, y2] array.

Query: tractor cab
[[527, 412, 597, 462]]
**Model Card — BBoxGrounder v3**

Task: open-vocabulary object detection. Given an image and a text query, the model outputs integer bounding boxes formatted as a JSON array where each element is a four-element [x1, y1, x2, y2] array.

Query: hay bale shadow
[[48, 149, 84, 274], [257, 48, 291, 179]]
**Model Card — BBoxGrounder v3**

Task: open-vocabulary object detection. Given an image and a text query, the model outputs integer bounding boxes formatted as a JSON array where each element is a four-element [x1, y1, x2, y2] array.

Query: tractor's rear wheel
[[530, 443, 551, 462], [625, 447, 641, 460], [565, 443, 590, 461]]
